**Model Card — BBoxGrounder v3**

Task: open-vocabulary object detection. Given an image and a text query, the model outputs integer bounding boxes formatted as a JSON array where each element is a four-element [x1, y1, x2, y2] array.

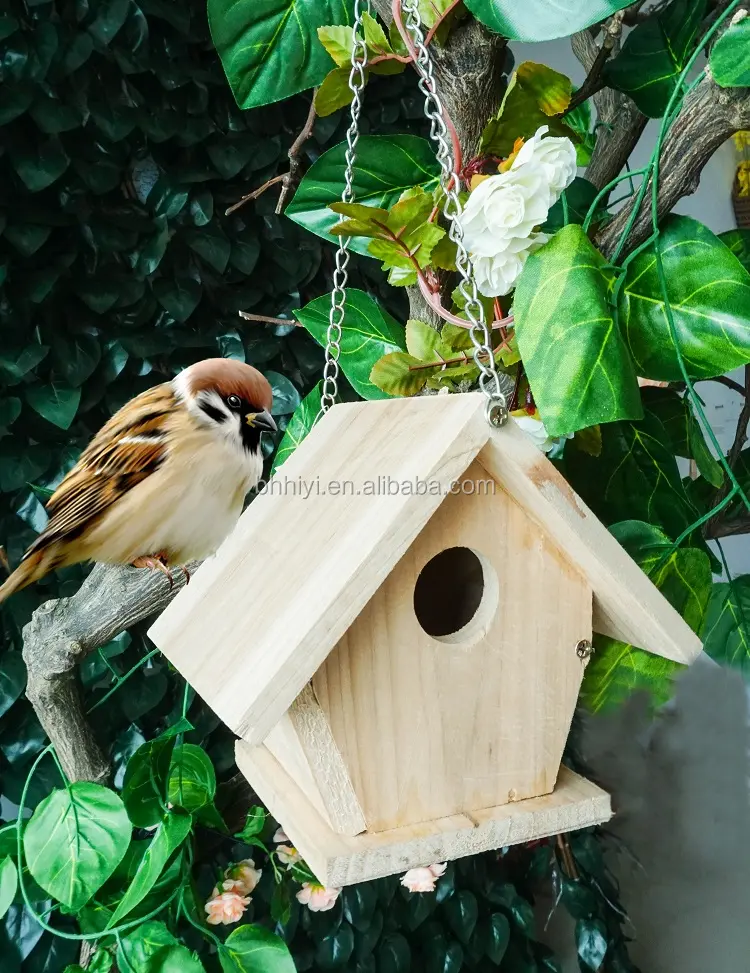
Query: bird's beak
[[246, 409, 277, 433]]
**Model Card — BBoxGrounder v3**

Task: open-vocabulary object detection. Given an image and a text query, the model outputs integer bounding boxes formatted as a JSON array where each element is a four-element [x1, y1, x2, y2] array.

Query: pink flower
[[204, 889, 250, 925], [273, 827, 289, 843], [296, 882, 341, 912], [400, 862, 447, 893], [276, 844, 301, 867], [223, 859, 262, 896]]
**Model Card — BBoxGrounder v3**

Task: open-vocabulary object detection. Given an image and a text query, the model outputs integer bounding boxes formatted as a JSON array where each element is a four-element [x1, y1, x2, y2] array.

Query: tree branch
[[22, 561, 197, 783], [566, 12, 625, 113], [597, 55, 750, 257], [238, 311, 300, 326], [571, 27, 648, 191], [705, 366, 750, 539]]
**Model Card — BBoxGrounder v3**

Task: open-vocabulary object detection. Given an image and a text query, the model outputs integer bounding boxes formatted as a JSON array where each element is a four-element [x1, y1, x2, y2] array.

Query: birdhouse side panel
[[312, 460, 592, 833]]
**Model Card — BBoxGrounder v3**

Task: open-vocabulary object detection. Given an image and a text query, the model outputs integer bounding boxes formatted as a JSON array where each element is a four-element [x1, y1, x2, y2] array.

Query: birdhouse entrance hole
[[413, 546, 498, 645]]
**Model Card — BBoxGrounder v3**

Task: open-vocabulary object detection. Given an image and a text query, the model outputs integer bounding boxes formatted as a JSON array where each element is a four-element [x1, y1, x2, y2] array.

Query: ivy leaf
[[266, 371, 301, 415], [167, 744, 216, 813], [10, 135, 69, 192], [121, 732, 180, 828], [235, 805, 267, 840], [218, 924, 296, 973], [24, 783, 131, 911], [314, 66, 356, 116], [0, 653, 27, 719], [514, 225, 642, 436], [271, 382, 322, 474], [370, 351, 426, 396], [209, 0, 353, 109], [576, 918, 608, 971], [641, 387, 723, 488], [463, 0, 632, 41], [287, 135, 439, 256], [0, 857, 17, 922], [620, 216, 750, 380], [703, 576, 750, 676], [153, 277, 202, 322], [107, 812, 191, 927], [711, 16, 750, 87], [295, 288, 406, 398], [118, 921, 206, 973], [581, 521, 711, 711], [480, 61, 574, 157], [25, 383, 81, 430], [604, 0, 707, 117]]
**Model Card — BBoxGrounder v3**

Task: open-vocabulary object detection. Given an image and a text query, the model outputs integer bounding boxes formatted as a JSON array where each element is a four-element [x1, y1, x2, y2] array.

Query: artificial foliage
[[2, 0, 750, 971]]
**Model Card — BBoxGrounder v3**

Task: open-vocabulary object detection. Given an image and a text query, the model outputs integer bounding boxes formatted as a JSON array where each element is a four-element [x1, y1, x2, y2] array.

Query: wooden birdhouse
[[149, 393, 702, 886]]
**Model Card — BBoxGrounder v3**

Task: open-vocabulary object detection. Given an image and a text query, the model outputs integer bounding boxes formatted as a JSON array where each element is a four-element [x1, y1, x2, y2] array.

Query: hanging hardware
[[575, 639, 594, 661]]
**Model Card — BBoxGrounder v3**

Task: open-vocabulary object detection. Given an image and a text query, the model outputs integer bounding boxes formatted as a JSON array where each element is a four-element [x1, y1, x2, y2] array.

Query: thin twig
[[706, 365, 750, 538], [238, 311, 301, 327], [566, 11, 625, 114], [726, 365, 750, 469], [556, 833, 579, 880], [224, 95, 318, 217], [704, 374, 748, 397]]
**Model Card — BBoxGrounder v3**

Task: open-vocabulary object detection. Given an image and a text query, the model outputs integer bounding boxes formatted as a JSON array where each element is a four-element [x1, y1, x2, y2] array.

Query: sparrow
[[0, 358, 276, 602]]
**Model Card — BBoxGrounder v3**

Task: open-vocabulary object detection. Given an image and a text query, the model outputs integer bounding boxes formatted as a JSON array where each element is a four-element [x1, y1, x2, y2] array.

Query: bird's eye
[[226, 394, 242, 410]]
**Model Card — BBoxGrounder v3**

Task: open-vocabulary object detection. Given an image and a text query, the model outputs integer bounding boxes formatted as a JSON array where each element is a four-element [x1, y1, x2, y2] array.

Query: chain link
[[399, 0, 508, 426], [320, 0, 370, 415]]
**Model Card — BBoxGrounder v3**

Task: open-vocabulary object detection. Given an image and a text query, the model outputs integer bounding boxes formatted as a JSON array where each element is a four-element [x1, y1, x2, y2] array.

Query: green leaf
[[187, 227, 231, 273], [118, 921, 206, 973], [209, 0, 353, 109], [641, 387, 723, 488], [719, 228, 750, 271], [0, 441, 51, 492], [463, 0, 632, 41], [581, 521, 711, 711], [444, 889, 478, 944], [480, 61, 574, 158], [620, 215, 750, 381], [121, 733, 179, 829], [314, 67, 356, 116], [153, 278, 202, 322], [315, 926, 355, 969], [711, 16, 750, 87], [167, 744, 216, 813], [10, 136, 70, 192], [87, 0, 130, 45], [604, 0, 707, 117], [235, 805, 267, 840], [295, 288, 406, 398], [52, 335, 101, 386], [24, 783, 131, 911], [0, 653, 27, 719], [377, 933, 411, 973], [317, 24, 354, 66], [703, 576, 750, 676], [482, 913, 510, 964], [514, 225, 642, 436], [370, 352, 426, 396], [0, 857, 18, 922], [218, 924, 296, 973], [543, 177, 599, 233], [266, 371, 301, 415], [287, 135, 440, 256], [26, 384, 81, 430], [108, 813, 191, 926], [405, 319, 441, 360], [90, 951, 114, 973], [271, 383, 321, 474], [576, 918, 608, 971]]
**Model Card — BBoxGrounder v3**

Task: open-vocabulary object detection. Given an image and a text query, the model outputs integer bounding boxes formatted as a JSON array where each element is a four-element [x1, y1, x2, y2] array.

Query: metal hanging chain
[[399, 0, 508, 427], [320, 0, 371, 415]]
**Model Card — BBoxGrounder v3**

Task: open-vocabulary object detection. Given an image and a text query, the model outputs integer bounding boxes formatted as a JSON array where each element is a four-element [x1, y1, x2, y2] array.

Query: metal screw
[[576, 639, 593, 660], [486, 400, 509, 428]]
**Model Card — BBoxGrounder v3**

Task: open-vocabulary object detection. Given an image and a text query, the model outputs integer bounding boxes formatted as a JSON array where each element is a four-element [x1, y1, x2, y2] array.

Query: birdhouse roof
[[149, 393, 702, 745]]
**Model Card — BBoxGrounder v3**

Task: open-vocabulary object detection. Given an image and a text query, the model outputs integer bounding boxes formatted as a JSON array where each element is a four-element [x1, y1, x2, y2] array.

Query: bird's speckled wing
[[23, 382, 176, 559]]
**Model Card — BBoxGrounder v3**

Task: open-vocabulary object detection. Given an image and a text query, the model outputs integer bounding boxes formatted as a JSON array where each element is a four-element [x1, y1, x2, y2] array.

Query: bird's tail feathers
[[0, 549, 54, 604]]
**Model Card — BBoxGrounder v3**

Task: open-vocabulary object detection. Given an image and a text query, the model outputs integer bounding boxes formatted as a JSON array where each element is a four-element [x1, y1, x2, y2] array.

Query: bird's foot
[[132, 552, 174, 588]]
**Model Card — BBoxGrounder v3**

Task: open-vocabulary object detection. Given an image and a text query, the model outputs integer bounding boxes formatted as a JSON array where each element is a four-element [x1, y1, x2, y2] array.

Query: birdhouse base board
[[236, 741, 612, 888]]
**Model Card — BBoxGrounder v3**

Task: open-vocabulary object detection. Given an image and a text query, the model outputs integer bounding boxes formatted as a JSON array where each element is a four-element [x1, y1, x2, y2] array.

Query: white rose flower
[[511, 125, 578, 202], [458, 125, 577, 298], [511, 411, 574, 453]]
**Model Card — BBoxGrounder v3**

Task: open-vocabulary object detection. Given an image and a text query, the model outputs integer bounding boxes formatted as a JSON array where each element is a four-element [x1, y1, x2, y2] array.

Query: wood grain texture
[[478, 422, 703, 664], [236, 740, 612, 887], [287, 685, 366, 836], [313, 459, 592, 831], [149, 393, 491, 744]]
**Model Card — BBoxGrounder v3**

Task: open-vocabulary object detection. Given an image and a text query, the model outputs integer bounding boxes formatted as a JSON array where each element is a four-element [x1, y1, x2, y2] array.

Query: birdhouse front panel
[[311, 459, 592, 833]]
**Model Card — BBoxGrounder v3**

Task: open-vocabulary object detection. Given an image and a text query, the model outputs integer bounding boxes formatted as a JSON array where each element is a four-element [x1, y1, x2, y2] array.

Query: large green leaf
[[25, 383, 81, 429], [703, 576, 750, 676], [720, 228, 750, 271], [514, 225, 642, 437], [108, 813, 191, 927], [219, 925, 296, 973], [640, 386, 723, 488], [121, 731, 180, 829], [604, 0, 707, 117], [286, 135, 439, 256], [463, 0, 632, 41], [620, 215, 750, 381], [295, 289, 405, 399], [710, 16, 750, 88], [24, 783, 131, 911], [581, 521, 711, 711], [167, 744, 215, 813], [271, 382, 322, 475], [118, 920, 206, 973], [0, 857, 17, 922], [209, 0, 353, 109]]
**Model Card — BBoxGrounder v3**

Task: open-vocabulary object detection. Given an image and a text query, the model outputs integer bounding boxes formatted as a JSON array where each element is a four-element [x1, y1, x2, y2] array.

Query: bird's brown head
[[175, 358, 276, 456]]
